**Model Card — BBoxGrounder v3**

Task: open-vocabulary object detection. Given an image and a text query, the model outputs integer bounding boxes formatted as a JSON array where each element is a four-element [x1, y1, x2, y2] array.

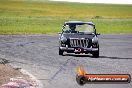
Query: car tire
[[59, 49, 64, 55], [92, 50, 99, 58]]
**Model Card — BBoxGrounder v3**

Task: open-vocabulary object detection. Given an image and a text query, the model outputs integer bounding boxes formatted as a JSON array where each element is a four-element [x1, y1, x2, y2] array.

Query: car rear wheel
[[59, 49, 64, 55]]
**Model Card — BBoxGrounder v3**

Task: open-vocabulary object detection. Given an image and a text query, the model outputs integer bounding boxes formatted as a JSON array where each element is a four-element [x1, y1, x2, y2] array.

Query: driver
[[63, 24, 77, 33], [69, 24, 76, 31]]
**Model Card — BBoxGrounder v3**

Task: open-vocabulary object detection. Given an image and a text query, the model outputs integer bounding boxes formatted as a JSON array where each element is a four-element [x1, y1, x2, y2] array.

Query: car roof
[[64, 21, 95, 26]]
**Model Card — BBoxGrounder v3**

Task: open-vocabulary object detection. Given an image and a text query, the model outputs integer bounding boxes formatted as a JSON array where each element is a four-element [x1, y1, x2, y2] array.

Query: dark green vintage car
[[59, 21, 100, 58]]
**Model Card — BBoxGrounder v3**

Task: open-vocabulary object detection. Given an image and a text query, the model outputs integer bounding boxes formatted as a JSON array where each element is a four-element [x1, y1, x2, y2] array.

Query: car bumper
[[60, 46, 98, 52]]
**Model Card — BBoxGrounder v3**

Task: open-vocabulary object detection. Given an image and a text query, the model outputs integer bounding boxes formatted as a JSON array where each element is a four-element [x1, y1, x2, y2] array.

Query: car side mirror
[[58, 32, 61, 34], [96, 33, 100, 35], [58, 32, 62, 36]]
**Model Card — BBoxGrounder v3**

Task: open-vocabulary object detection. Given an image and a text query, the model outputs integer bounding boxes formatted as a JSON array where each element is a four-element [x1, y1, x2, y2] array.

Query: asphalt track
[[0, 34, 132, 88]]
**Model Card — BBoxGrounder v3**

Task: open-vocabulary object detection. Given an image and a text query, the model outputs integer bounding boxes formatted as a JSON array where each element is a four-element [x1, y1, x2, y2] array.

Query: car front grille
[[70, 38, 89, 47]]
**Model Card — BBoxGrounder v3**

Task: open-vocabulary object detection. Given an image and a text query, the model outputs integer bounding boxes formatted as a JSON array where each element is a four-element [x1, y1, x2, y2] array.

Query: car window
[[63, 24, 94, 33], [76, 24, 94, 33]]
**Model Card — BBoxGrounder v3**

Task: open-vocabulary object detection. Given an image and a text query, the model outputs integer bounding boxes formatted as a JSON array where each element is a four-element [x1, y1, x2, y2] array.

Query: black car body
[[59, 21, 100, 57]]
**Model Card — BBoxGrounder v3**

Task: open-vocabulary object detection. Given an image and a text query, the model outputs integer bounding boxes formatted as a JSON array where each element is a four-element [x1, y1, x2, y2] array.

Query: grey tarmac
[[0, 34, 132, 88]]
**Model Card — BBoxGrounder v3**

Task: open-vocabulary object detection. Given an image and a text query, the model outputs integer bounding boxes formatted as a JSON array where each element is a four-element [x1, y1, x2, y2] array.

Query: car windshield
[[63, 24, 94, 33]]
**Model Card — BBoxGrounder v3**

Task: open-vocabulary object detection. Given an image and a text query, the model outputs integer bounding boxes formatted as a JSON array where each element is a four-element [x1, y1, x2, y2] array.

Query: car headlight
[[92, 36, 98, 43], [61, 35, 67, 43]]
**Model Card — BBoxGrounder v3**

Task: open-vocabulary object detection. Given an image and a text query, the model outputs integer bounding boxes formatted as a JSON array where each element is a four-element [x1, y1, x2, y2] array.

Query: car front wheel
[[59, 49, 64, 55], [92, 50, 99, 58]]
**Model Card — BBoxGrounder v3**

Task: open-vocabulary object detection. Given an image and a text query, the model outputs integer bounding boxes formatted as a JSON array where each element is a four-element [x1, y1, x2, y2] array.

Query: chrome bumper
[[60, 46, 98, 52]]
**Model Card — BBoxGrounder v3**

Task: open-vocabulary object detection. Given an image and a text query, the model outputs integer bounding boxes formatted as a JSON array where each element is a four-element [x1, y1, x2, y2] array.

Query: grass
[[0, 0, 132, 34]]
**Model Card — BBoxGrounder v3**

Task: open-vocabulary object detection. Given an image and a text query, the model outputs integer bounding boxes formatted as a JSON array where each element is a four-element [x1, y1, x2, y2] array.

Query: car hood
[[63, 33, 95, 39]]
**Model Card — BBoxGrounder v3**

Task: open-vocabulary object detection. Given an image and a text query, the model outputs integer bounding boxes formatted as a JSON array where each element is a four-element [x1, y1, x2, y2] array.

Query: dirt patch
[[0, 64, 30, 85]]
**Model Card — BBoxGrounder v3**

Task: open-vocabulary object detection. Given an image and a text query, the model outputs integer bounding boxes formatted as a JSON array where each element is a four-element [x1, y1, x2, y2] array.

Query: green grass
[[0, 0, 132, 34]]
